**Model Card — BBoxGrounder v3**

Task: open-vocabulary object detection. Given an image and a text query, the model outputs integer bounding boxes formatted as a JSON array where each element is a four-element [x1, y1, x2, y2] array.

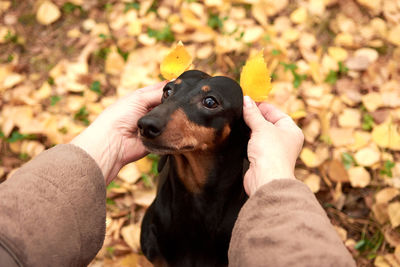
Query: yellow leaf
[[300, 147, 323, 168], [328, 47, 348, 62], [372, 121, 400, 151], [303, 174, 320, 193], [135, 157, 153, 173], [240, 50, 272, 102], [160, 41, 192, 80]]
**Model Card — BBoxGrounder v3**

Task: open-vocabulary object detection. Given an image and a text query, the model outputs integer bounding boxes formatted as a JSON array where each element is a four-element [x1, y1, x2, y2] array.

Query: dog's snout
[[138, 116, 164, 139]]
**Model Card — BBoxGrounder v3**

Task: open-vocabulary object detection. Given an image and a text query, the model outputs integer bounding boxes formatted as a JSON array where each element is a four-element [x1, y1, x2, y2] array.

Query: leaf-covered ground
[[1, 0, 400, 266]]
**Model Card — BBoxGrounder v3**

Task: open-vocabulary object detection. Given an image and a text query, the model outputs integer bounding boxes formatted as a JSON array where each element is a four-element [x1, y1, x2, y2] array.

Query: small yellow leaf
[[303, 174, 320, 193], [372, 121, 400, 151], [135, 157, 153, 173], [328, 47, 348, 62], [300, 148, 323, 168], [240, 51, 272, 102], [160, 41, 192, 80]]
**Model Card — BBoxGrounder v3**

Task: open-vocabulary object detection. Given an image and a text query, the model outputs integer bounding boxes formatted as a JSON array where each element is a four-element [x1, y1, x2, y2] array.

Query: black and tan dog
[[138, 70, 250, 267]]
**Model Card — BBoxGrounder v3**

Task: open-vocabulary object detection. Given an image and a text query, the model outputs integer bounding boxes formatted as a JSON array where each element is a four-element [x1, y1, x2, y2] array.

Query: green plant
[[124, 2, 140, 12], [342, 152, 356, 170], [280, 62, 307, 88], [380, 160, 395, 178], [324, 61, 348, 85], [147, 26, 175, 43], [50, 95, 61, 106], [362, 114, 374, 131], [90, 81, 102, 94], [208, 13, 226, 30], [74, 107, 90, 126]]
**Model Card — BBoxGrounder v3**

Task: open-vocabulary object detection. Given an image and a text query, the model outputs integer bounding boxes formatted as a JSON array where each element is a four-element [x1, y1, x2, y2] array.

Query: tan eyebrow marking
[[201, 85, 210, 92], [174, 79, 182, 84]]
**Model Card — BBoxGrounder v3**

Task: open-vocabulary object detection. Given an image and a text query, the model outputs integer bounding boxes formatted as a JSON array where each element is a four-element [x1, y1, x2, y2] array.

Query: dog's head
[[138, 70, 248, 154]]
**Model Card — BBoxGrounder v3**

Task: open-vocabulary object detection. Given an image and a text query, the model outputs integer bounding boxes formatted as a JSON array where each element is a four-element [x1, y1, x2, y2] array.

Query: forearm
[[229, 179, 355, 267], [0, 144, 106, 267], [70, 119, 123, 184]]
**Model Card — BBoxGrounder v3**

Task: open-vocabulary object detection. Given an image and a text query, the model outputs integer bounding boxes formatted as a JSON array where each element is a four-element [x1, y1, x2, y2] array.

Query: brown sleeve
[[228, 179, 355, 267], [0, 144, 106, 267]]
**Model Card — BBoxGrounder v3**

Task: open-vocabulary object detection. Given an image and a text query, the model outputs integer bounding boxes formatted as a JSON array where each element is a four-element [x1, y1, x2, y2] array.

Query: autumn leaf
[[160, 41, 192, 80], [240, 50, 272, 102]]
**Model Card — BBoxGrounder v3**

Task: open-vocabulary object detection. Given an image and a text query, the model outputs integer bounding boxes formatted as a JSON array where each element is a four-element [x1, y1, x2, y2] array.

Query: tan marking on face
[[173, 151, 214, 193], [221, 124, 231, 141], [153, 258, 168, 267], [161, 108, 216, 151], [201, 85, 210, 92], [174, 79, 182, 84]]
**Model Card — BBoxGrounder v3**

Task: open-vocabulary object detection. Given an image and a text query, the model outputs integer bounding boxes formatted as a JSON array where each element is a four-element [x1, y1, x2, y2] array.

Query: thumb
[[243, 96, 267, 131]]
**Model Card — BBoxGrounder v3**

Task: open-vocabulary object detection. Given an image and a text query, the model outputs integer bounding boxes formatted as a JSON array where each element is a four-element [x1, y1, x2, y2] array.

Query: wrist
[[70, 123, 123, 184]]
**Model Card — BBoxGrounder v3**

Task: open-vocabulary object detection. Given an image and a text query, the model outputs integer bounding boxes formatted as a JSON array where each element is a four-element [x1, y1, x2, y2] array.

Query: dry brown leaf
[[372, 203, 389, 224], [133, 189, 156, 207], [105, 47, 125, 76], [384, 254, 400, 267], [327, 160, 349, 183], [348, 166, 371, 188], [338, 108, 361, 128], [375, 256, 391, 267], [388, 201, 400, 228], [303, 174, 321, 193], [303, 118, 321, 143], [384, 225, 400, 247], [388, 25, 400, 46], [362, 92, 383, 112], [376, 188, 400, 204], [395, 245, 400, 262], [36, 1, 61, 25], [329, 127, 355, 147], [121, 224, 141, 252], [118, 163, 141, 184], [354, 147, 380, 166]]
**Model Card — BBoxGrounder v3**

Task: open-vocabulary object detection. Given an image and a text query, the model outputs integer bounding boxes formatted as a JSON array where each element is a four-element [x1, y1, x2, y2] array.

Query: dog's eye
[[163, 88, 173, 99], [202, 97, 219, 109]]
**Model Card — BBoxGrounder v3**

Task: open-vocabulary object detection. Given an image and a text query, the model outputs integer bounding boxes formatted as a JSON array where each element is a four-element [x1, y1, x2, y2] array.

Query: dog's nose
[[137, 116, 164, 139]]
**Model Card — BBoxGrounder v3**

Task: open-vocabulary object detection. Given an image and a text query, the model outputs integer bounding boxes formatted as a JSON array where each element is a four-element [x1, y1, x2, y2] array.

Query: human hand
[[242, 96, 304, 196], [70, 81, 167, 184]]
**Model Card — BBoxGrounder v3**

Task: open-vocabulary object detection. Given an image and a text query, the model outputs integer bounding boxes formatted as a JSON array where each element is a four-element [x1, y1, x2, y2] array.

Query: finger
[[133, 81, 167, 108], [243, 96, 270, 131], [136, 81, 168, 93], [257, 102, 298, 129]]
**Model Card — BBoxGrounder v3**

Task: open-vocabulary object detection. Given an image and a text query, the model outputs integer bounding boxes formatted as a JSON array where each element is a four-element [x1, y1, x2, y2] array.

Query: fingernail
[[244, 96, 253, 108]]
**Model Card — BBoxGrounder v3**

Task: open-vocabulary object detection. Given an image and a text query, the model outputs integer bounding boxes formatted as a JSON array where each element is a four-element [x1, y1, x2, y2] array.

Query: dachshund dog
[[138, 70, 250, 267]]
